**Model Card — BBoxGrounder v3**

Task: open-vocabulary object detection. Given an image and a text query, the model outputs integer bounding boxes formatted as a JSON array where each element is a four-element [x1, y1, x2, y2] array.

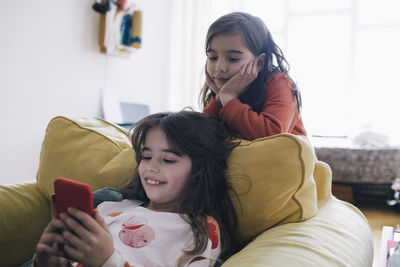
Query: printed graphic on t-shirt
[[118, 216, 155, 248]]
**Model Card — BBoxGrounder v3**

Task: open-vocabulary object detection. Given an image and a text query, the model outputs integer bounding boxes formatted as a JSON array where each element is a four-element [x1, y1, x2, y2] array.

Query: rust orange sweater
[[203, 72, 307, 140]]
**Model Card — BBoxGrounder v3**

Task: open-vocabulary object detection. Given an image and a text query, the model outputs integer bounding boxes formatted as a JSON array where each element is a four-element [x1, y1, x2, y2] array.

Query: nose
[[146, 159, 159, 173], [215, 59, 227, 72]]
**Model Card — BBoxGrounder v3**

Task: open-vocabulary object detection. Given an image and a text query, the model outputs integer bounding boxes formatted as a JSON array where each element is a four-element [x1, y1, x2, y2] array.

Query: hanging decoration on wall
[[93, 0, 142, 57]]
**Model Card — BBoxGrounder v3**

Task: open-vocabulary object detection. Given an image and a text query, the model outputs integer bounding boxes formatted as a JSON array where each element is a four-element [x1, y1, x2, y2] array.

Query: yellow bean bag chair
[[0, 116, 374, 267]]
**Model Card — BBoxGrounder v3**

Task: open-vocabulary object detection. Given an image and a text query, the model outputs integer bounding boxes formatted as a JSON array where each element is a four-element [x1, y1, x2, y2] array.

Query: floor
[[345, 195, 400, 267]]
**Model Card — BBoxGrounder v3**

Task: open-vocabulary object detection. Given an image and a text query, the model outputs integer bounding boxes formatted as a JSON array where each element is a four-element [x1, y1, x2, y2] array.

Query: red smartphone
[[53, 177, 94, 218]]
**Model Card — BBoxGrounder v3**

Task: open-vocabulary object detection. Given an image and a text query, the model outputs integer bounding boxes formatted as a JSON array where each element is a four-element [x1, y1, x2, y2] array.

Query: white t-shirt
[[97, 199, 221, 267]]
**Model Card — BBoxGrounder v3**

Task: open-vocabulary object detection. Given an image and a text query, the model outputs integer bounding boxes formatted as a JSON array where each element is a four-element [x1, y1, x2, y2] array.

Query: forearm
[[219, 92, 236, 106], [203, 97, 222, 120], [218, 98, 294, 140]]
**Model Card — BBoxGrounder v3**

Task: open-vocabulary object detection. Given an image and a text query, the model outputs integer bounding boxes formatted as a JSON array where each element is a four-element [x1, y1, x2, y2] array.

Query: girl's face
[[206, 33, 256, 89], [138, 126, 192, 212]]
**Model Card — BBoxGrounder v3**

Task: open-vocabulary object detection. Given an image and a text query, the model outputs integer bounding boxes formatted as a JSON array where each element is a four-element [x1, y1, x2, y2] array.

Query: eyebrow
[[207, 48, 244, 54], [142, 147, 182, 156]]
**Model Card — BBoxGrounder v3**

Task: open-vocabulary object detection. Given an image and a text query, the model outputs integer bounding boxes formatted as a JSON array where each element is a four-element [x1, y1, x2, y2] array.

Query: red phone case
[[54, 177, 94, 218]]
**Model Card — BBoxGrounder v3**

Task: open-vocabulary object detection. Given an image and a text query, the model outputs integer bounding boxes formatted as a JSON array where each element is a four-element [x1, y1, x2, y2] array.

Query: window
[[242, 0, 400, 144]]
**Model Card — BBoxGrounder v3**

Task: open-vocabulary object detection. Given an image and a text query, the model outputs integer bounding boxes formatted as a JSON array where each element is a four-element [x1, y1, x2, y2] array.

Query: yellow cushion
[[0, 182, 50, 267], [223, 197, 373, 267], [227, 134, 318, 243], [36, 116, 135, 199], [314, 161, 333, 208]]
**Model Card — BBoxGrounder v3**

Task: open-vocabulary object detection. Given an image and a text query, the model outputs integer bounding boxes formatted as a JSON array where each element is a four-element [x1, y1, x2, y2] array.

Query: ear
[[257, 53, 266, 71]]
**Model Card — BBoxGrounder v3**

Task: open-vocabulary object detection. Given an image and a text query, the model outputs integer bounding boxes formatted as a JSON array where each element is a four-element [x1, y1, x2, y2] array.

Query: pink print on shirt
[[119, 216, 155, 248]]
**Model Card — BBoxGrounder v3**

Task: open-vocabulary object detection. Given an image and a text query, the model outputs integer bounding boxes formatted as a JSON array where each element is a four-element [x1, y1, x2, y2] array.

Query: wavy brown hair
[[122, 110, 238, 260], [200, 12, 302, 113]]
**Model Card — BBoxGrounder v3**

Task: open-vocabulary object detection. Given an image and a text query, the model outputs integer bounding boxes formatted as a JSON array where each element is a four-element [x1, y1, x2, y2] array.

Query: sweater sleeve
[[202, 97, 222, 121], [218, 73, 303, 140]]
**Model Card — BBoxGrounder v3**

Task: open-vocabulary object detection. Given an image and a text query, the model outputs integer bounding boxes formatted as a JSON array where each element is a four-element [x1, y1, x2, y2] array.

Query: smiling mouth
[[145, 178, 165, 185]]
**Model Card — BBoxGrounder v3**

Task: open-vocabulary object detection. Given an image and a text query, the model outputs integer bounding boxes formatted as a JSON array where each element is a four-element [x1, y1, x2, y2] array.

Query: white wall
[[0, 0, 172, 184]]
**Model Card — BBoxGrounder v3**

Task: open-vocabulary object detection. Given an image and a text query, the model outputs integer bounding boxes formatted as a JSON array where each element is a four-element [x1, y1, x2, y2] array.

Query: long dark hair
[[122, 110, 238, 260], [200, 12, 302, 113]]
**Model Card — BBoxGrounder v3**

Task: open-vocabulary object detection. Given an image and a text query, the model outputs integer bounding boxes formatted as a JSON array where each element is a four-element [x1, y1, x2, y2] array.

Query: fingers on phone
[[36, 242, 64, 257], [64, 208, 99, 237], [62, 229, 84, 249], [44, 218, 66, 234], [94, 210, 109, 230], [53, 218, 69, 232], [37, 230, 66, 257], [41, 231, 65, 245]]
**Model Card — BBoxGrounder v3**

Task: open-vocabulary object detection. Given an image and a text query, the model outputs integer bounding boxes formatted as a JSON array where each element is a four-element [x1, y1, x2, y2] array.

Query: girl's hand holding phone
[[219, 54, 265, 105], [34, 218, 68, 267], [60, 208, 114, 267]]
